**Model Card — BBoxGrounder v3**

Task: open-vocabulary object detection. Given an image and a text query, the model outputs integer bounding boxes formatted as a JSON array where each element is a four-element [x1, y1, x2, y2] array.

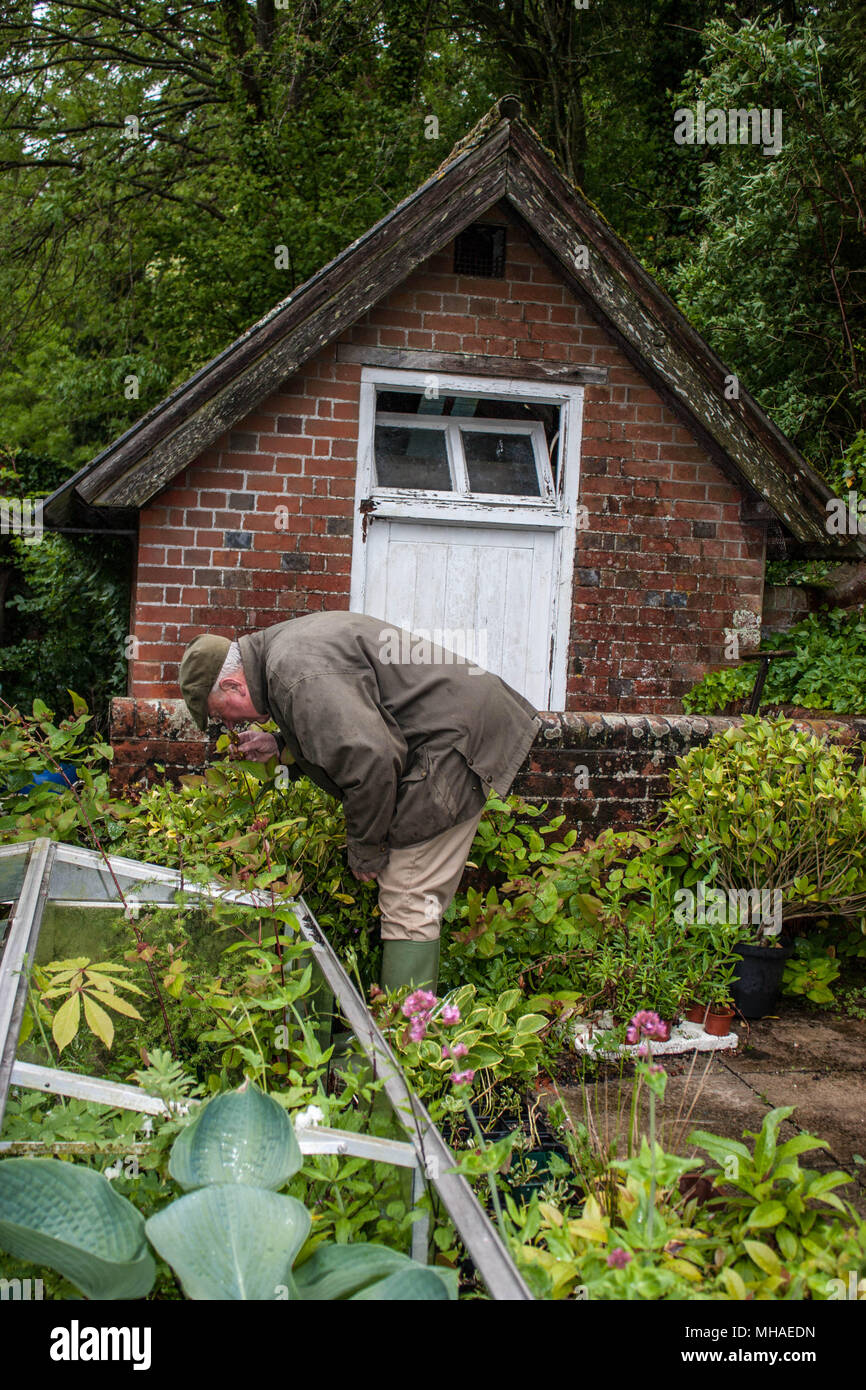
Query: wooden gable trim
[[43, 98, 858, 556], [78, 127, 511, 509], [504, 128, 836, 546], [335, 343, 608, 384]]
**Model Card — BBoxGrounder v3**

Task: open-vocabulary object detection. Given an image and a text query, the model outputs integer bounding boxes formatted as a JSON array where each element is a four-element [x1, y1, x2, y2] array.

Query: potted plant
[[730, 929, 794, 1019], [678, 916, 741, 1029], [703, 999, 735, 1036]]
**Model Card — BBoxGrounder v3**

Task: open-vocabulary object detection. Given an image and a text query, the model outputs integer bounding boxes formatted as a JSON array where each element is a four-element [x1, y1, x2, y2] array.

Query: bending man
[[179, 611, 540, 995]]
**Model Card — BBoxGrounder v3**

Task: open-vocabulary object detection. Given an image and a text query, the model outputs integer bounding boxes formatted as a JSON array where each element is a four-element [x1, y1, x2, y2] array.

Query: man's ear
[[218, 673, 246, 695]]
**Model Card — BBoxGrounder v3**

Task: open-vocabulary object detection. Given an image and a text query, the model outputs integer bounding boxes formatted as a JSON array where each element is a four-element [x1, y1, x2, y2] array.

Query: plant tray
[[572, 1018, 739, 1058]]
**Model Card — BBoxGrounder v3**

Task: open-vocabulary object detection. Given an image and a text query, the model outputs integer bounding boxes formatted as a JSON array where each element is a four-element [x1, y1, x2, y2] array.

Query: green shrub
[[683, 608, 866, 715], [0, 693, 129, 846], [510, 1105, 866, 1301], [662, 715, 866, 925]]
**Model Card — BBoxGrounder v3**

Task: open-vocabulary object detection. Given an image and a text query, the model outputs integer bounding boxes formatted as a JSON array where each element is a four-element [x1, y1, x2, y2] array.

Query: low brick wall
[[516, 711, 866, 836], [109, 699, 212, 794], [110, 699, 866, 838]]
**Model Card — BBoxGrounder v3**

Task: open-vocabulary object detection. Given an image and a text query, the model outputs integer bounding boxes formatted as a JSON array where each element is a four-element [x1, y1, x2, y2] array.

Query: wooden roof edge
[[43, 107, 518, 526], [504, 124, 833, 513], [43, 96, 848, 551]]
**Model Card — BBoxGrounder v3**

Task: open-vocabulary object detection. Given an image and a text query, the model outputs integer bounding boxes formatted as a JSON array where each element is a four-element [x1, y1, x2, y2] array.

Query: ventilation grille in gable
[[453, 222, 507, 278]]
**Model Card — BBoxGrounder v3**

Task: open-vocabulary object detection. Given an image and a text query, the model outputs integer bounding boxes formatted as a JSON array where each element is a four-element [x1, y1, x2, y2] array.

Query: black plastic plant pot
[[508, 1146, 570, 1204], [731, 939, 794, 1019]]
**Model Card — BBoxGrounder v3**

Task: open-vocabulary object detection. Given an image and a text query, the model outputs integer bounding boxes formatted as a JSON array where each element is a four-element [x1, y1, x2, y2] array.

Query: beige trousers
[[377, 811, 485, 942]]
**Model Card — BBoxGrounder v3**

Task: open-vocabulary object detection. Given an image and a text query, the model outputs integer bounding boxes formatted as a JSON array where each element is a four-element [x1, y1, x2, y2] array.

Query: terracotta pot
[[704, 1005, 735, 1037], [684, 1001, 710, 1025]]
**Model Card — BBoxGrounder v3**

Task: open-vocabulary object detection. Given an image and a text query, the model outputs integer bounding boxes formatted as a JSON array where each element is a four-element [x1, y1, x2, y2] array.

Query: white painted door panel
[[363, 519, 555, 708]]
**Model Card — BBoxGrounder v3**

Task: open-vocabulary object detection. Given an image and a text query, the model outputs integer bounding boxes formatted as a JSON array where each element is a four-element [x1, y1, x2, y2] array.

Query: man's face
[[206, 674, 267, 730]]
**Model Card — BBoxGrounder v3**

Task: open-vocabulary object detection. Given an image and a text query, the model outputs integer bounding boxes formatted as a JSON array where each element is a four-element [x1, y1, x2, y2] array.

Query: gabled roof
[[44, 96, 857, 554]]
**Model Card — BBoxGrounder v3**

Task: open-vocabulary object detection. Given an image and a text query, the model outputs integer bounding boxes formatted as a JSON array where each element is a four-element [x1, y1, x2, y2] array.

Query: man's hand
[[354, 869, 378, 883], [229, 730, 280, 762]]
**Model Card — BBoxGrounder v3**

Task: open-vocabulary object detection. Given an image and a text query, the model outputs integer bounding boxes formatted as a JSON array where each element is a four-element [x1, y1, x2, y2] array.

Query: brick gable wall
[[130, 198, 765, 712]]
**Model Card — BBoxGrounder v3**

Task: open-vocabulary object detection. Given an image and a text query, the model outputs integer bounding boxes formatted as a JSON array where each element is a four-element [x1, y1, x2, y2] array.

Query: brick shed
[[45, 98, 856, 804]]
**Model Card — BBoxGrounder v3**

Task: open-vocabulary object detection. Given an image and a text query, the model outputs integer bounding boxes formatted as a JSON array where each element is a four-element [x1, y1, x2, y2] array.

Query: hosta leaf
[[145, 1186, 309, 1300], [83, 993, 114, 1050], [349, 1266, 455, 1300], [169, 1081, 302, 1190], [52, 992, 80, 1053], [294, 1243, 457, 1301], [0, 1159, 154, 1300]]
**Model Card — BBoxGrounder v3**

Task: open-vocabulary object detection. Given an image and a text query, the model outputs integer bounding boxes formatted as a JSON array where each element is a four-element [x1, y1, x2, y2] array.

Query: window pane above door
[[374, 424, 452, 489], [462, 430, 541, 495]]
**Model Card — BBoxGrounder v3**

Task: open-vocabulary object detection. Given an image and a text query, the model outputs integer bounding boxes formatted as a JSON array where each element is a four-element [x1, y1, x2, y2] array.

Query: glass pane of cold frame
[[4, 900, 334, 1121]]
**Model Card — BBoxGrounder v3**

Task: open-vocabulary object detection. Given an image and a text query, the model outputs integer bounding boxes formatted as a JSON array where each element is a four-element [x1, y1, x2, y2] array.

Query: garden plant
[[0, 695, 865, 1300]]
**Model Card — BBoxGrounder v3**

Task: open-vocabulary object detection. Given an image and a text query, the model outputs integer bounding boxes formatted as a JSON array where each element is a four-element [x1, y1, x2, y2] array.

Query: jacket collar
[[237, 631, 269, 720]]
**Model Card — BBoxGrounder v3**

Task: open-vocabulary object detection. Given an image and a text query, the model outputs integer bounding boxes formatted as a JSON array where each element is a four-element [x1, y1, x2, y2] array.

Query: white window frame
[[374, 412, 555, 501], [350, 367, 584, 711]]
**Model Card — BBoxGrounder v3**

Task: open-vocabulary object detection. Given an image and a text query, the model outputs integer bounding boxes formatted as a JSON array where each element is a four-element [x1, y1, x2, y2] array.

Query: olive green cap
[[179, 634, 231, 731]]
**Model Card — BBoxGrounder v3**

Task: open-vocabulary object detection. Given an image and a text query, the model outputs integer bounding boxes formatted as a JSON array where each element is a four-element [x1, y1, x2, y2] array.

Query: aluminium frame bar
[[0, 840, 533, 1300], [0, 839, 56, 1130]]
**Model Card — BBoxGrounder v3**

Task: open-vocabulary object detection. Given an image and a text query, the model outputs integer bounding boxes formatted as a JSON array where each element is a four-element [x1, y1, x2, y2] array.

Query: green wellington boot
[[329, 940, 441, 1106], [379, 938, 440, 994]]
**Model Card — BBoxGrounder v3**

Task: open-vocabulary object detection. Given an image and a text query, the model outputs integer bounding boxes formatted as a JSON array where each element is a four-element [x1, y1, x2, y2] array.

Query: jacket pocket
[[391, 746, 455, 846]]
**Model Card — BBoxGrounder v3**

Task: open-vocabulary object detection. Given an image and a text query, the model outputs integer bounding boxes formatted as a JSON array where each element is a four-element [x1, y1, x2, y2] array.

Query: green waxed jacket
[[238, 612, 541, 876]]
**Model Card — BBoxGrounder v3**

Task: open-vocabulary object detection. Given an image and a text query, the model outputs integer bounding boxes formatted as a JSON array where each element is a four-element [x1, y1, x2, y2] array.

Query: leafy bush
[[444, 826, 739, 1025], [0, 693, 129, 846], [683, 608, 866, 715], [0, 531, 130, 724], [662, 715, 866, 925], [511, 1106, 866, 1301]]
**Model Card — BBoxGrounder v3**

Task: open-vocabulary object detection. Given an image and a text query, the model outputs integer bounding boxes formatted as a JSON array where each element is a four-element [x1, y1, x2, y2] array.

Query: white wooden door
[[350, 368, 585, 712], [363, 519, 555, 707]]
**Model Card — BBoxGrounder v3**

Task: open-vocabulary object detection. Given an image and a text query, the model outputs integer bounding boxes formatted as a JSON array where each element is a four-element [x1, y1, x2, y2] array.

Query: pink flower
[[450, 1041, 468, 1059], [441, 1045, 451, 1060], [450, 1069, 475, 1086], [402, 988, 438, 1018], [441, 1004, 461, 1025], [648, 1063, 665, 1077], [409, 1016, 428, 1042], [607, 1247, 632, 1269], [626, 1010, 668, 1044]]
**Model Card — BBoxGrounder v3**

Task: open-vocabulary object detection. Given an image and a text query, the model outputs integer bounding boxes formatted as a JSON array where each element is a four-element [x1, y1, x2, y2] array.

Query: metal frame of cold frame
[[0, 839, 533, 1301]]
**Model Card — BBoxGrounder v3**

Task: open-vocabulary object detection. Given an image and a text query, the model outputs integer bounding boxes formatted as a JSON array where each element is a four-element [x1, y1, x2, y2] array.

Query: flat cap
[[179, 634, 231, 732]]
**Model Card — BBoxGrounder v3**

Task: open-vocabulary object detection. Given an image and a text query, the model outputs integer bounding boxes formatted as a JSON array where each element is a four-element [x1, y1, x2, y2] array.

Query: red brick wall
[[130, 198, 765, 711]]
